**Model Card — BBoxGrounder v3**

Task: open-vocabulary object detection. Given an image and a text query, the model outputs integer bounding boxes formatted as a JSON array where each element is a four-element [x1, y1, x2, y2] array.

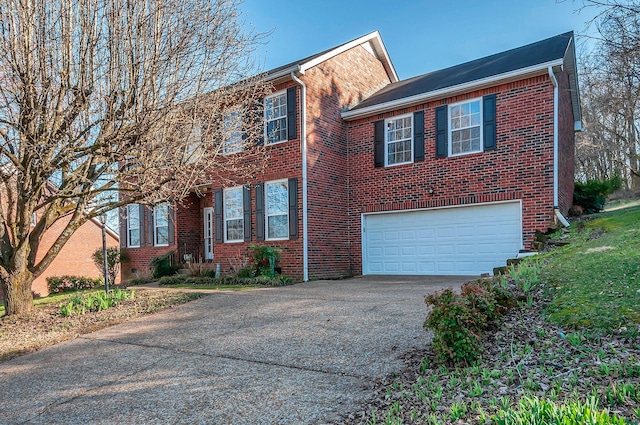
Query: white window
[[264, 91, 287, 145], [127, 204, 141, 248], [224, 187, 244, 242], [154, 204, 170, 246], [449, 99, 482, 156], [184, 124, 204, 163], [385, 114, 413, 166], [223, 110, 243, 155], [265, 180, 289, 240]]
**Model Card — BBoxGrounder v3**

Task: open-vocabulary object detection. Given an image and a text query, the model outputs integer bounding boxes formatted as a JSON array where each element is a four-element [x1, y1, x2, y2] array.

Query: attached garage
[[362, 201, 522, 276]]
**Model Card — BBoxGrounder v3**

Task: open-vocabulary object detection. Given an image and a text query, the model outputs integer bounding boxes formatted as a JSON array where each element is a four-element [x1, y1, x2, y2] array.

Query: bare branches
[[0, 0, 271, 314]]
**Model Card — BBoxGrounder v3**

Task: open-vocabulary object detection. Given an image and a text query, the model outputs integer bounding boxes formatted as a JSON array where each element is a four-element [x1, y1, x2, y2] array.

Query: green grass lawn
[[0, 288, 117, 316], [542, 203, 640, 331], [160, 284, 259, 291]]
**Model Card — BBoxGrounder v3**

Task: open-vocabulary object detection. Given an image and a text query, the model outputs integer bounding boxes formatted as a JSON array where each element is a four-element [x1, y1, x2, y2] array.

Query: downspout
[[291, 71, 309, 281], [548, 66, 570, 227]]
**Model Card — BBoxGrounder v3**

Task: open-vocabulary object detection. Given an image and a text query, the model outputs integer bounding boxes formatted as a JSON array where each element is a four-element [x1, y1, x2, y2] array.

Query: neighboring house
[[31, 215, 120, 297], [121, 31, 581, 280]]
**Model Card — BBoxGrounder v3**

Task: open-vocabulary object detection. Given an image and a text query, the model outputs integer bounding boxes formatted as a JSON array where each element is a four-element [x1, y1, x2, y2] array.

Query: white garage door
[[363, 202, 522, 276]]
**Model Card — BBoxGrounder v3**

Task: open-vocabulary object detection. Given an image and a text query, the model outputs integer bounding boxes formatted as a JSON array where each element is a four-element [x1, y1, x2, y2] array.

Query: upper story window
[[264, 91, 288, 145], [224, 186, 244, 242], [385, 115, 413, 166], [127, 204, 141, 248], [223, 110, 243, 155], [449, 99, 482, 156], [154, 204, 170, 246], [184, 124, 204, 163], [265, 180, 289, 240]]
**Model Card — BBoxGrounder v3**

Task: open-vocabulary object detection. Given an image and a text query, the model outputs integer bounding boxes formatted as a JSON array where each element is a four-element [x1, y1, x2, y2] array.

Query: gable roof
[[265, 31, 398, 84], [342, 32, 580, 124]]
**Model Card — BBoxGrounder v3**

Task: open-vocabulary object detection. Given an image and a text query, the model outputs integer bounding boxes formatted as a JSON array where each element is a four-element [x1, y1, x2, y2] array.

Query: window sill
[[385, 160, 414, 168], [265, 139, 288, 146], [449, 149, 483, 158], [224, 239, 244, 244], [265, 237, 289, 242]]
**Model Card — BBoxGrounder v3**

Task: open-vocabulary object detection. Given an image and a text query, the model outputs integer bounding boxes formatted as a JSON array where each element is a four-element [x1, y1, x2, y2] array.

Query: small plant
[[58, 289, 134, 316], [249, 244, 282, 277], [150, 251, 179, 279], [92, 247, 126, 286]]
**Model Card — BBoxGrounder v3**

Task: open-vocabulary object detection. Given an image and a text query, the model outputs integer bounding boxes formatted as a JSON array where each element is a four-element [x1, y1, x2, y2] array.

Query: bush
[[47, 276, 103, 294], [249, 245, 282, 277], [150, 251, 179, 279], [92, 247, 125, 285], [573, 176, 622, 214], [157, 274, 294, 287], [424, 280, 513, 366]]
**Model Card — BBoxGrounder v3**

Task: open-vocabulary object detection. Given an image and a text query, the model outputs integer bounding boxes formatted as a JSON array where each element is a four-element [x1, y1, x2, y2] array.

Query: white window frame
[[384, 113, 413, 167], [224, 186, 244, 243], [223, 109, 243, 155], [265, 179, 289, 241], [154, 204, 170, 247], [448, 98, 483, 157], [264, 90, 288, 145], [126, 204, 141, 248], [184, 123, 204, 164]]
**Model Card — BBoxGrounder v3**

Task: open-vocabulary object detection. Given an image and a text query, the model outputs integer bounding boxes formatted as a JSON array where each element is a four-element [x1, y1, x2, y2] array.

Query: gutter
[[548, 66, 570, 227], [290, 71, 309, 281]]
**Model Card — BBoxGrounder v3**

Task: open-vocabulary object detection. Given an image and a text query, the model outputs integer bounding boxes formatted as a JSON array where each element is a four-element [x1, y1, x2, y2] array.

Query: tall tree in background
[[0, 0, 270, 315], [577, 0, 640, 188]]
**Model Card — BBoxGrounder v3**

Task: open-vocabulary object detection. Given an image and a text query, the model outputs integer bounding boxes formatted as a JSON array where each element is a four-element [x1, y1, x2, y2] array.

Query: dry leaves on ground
[[0, 289, 205, 363]]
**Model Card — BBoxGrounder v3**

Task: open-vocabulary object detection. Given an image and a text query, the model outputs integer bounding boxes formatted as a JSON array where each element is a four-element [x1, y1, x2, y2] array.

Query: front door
[[203, 207, 214, 260]]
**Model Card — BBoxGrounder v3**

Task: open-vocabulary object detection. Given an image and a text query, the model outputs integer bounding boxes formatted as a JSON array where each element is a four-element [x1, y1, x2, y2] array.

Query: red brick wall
[[207, 44, 391, 280], [557, 67, 576, 214], [32, 217, 120, 297], [302, 43, 391, 279], [347, 75, 557, 275]]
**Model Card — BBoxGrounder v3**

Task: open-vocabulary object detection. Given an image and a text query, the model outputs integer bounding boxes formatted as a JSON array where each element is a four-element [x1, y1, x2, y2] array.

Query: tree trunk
[[1, 271, 35, 316]]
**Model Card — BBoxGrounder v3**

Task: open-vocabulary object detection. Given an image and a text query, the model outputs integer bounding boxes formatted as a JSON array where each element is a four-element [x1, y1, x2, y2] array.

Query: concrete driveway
[[0, 275, 468, 425]]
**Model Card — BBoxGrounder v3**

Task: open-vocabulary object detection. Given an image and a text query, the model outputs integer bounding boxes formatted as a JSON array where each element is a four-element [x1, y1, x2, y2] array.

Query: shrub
[[573, 176, 622, 214], [157, 274, 294, 287], [92, 247, 125, 285], [249, 245, 282, 277], [150, 251, 179, 279], [424, 280, 514, 366], [47, 276, 103, 294]]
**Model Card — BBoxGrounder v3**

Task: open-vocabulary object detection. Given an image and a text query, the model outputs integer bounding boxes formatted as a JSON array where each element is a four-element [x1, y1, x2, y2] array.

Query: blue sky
[[241, 0, 594, 80]]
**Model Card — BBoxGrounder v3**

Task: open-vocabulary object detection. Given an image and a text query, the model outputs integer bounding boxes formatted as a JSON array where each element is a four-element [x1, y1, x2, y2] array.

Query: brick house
[[120, 31, 581, 280], [31, 216, 120, 296]]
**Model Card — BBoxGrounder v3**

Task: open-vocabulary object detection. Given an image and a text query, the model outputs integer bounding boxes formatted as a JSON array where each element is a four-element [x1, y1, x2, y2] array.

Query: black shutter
[[243, 186, 252, 242], [214, 190, 223, 243], [483, 94, 497, 151], [374, 120, 384, 168], [435, 105, 448, 158], [287, 87, 297, 140], [167, 204, 175, 245], [255, 183, 265, 241], [146, 205, 155, 246], [119, 206, 127, 248], [413, 110, 425, 162], [254, 100, 264, 146], [288, 178, 298, 239]]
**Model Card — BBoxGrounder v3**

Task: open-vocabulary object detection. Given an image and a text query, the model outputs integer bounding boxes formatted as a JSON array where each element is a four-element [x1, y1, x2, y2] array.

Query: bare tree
[[0, 0, 270, 315], [577, 0, 640, 188]]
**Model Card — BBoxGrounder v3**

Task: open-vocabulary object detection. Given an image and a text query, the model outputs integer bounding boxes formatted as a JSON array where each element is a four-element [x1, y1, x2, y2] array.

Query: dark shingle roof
[[350, 32, 573, 111]]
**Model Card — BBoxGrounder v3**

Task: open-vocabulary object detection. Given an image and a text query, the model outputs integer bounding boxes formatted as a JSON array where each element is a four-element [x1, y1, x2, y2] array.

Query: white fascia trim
[[341, 59, 564, 121], [299, 31, 399, 83], [266, 65, 301, 83]]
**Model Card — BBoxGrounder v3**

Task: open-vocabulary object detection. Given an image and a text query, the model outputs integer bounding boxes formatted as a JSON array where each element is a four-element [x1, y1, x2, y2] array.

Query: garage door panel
[[363, 202, 522, 276]]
